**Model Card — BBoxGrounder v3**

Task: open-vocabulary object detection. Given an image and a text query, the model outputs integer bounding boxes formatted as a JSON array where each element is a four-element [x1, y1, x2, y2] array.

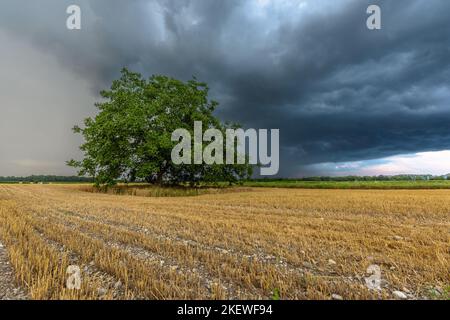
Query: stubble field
[[0, 184, 448, 300]]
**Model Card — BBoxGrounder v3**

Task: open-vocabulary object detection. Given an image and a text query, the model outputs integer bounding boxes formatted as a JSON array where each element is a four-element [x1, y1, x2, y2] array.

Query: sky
[[0, 0, 449, 177]]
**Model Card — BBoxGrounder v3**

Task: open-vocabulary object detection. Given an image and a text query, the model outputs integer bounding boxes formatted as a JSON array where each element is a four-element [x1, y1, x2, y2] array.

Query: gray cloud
[[0, 0, 449, 176]]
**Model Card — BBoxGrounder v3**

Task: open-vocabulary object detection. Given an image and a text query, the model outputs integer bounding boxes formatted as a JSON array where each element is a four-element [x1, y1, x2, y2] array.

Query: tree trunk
[[156, 171, 163, 186]]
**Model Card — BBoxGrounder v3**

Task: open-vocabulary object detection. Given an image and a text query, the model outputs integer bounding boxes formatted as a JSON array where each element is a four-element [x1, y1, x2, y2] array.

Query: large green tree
[[68, 68, 252, 186]]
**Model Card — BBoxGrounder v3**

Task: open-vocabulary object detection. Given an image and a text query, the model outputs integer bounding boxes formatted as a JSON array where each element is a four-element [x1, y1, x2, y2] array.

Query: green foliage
[[271, 288, 281, 300], [68, 68, 252, 186], [428, 286, 450, 300]]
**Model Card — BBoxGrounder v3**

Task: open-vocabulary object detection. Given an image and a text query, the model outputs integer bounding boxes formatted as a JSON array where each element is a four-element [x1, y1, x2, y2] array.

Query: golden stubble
[[0, 184, 448, 300]]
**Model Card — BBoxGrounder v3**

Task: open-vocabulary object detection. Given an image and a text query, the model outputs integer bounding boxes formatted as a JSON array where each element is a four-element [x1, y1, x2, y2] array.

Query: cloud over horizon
[[303, 150, 450, 177], [0, 0, 450, 176]]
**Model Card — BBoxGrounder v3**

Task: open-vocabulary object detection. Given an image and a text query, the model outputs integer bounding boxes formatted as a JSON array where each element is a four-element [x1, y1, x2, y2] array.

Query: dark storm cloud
[[0, 0, 449, 176]]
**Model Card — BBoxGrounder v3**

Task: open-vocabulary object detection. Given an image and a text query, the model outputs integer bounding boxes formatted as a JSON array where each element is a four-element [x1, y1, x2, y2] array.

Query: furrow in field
[[29, 205, 311, 299], [24, 210, 211, 299], [0, 201, 102, 299], [46, 198, 449, 288]]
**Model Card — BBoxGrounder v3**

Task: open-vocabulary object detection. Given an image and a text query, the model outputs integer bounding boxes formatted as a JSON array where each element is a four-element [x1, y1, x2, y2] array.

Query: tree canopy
[[68, 68, 252, 186]]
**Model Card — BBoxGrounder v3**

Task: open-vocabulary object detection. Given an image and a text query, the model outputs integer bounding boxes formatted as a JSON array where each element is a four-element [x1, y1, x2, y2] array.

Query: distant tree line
[[250, 174, 450, 182], [2, 174, 448, 184], [0, 175, 93, 183]]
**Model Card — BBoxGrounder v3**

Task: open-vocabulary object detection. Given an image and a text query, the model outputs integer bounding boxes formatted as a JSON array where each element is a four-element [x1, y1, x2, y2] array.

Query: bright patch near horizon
[[305, 150, 450, 176]]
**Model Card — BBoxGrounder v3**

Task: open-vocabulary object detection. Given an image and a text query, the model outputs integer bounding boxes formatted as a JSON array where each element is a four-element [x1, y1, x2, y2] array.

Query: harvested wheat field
[[0, 184, 448, 300]]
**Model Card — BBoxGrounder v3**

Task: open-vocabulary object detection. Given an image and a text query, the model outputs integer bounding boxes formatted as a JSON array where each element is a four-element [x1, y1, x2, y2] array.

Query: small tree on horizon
[[68, 68, 253, 186]]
